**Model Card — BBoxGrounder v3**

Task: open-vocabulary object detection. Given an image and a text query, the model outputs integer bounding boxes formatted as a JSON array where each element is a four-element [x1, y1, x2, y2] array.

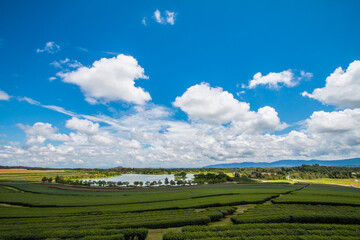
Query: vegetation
[[1, 165, 359, 189], [231, 204, 360, 224], [1, 166, 360, 239], [163, 223, 360, 240]]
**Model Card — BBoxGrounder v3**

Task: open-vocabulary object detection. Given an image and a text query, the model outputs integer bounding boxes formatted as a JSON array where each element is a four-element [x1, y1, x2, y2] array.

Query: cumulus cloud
[[305, 109, 360, 134], [243, 70, 312, 90], [36, 42, 60, 54], [18, 122, 70, 147], [7, 79, 360, 167], [302, 60, 360, 108], [173, 82, 287, 132], [58, 54, 151, 105], [3, 101, 360, 167], [0, 89, 10, 100], [153, 9, 176, 25], [66, 117, 99, 135]]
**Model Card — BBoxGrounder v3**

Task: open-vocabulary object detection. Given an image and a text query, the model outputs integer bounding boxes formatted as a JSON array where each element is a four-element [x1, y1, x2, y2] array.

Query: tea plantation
[[0, 182, 360, 239]]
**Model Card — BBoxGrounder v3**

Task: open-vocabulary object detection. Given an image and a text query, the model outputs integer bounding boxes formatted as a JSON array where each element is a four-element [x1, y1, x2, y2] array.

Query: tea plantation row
[[163, 223, 360, 240]]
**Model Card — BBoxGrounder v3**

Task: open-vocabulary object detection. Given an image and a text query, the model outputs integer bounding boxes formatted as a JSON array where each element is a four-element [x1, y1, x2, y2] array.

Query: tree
[[164, 178, 169, 185], [174, 171, 187, 178], [47, 177, 53, 183], [42, 176, 47, 183]]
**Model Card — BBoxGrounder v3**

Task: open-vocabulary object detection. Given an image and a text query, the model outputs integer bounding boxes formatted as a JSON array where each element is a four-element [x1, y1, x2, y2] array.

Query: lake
[[85, 173, 195, 185]]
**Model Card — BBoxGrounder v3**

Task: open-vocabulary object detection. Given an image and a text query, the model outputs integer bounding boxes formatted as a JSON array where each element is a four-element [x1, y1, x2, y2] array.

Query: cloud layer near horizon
[[1, 56, 360, 168]]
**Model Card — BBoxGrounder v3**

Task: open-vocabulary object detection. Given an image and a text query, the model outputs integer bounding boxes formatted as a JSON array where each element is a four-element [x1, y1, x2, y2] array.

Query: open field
[[0, 169, 123, 182], [0, 169, 60, 173], [297, 178, 360, 188], [0, 179, 360, 239]]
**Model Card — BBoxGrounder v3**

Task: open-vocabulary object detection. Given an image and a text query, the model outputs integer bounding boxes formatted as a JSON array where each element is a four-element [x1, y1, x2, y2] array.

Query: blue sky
[[1, 0, 360, 168]]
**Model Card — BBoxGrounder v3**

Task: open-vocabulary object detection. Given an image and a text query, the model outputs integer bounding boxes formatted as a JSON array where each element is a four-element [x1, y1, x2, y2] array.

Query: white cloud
[[236, 90, 245, 96], [154, 9, 164, 23], [306, 109, 360, 134], [58, 54, 151, 105], [49, 77, 56, 81], [173, 82, 286, 132], [153, 9, 176, 25], [142, 17, 147, 26], [66, 117, 99, 135], [90, 132, 116, 146], [244, 70, 312, 90], [174, 83, 251, 124], [50, 58, 83, 69], [0, 89, 10, 100], [166, 11, 176, 25], [18, 122, 70, 147], [36, 42, 60, 54], [302, 60, 360, 108], [18, 97, 77, 117], [8, 84, 360, 168]]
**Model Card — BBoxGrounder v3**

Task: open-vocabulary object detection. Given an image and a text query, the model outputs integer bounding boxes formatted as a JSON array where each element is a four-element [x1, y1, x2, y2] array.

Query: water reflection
[[84, 173, 195, 186]]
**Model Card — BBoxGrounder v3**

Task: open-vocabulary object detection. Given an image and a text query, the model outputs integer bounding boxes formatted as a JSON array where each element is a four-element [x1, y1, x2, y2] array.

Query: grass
[[146, 227, 181, 240], [208, 204, 255, 226], [299, 178, 360, 187], [0, 169, 122, 182]]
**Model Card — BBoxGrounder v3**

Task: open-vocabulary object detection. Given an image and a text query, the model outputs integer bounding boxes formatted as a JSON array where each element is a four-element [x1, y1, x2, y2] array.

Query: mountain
[[203, 158, 360, 168]]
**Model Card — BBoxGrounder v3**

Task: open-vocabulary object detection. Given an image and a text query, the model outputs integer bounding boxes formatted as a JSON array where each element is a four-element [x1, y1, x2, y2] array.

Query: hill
[[203, 158, 360, 168]]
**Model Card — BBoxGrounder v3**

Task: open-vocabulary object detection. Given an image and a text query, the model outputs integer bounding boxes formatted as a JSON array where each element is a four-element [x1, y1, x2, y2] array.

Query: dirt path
[[208, 204, 256, 226], [145, 204, 256, 239]]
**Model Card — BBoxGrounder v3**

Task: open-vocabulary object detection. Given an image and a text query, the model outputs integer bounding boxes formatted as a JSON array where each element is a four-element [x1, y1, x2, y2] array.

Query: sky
[[0, 0, 360, 168]]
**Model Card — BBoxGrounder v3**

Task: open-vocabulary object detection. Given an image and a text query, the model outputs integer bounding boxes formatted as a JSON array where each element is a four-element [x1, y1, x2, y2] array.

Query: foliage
[[164, 223, 360, 240]]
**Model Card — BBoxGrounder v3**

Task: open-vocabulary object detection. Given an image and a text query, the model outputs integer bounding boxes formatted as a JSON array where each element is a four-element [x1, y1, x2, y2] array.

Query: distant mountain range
[[203, 158, 360, 168]]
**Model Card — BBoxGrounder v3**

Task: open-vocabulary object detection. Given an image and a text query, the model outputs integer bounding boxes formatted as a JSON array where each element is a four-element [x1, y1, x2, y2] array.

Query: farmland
[[0, 169, 360, 239]]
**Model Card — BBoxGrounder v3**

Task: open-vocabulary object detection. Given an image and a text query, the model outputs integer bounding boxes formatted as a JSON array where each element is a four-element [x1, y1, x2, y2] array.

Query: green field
[[0, 169, 122, 182], [1, 178, 360, 239]]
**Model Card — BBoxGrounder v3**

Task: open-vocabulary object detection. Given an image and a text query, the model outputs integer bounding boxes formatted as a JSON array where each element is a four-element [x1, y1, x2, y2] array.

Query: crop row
[[163, 223, 360, 240], [3, 182, 301, 194], [272, 194, 360, 206], [230, 204, 360, 224], [182, 223, 360, 232], [271, 184, 360, 206], [0, 193, 274, 218], [0, 228, 148, 240], [0, 190, 278, 207], [0, 207, 235, 238]]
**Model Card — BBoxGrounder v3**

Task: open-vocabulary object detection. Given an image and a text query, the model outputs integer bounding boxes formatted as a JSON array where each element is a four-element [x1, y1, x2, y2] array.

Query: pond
[[84, 173, 195, 185]]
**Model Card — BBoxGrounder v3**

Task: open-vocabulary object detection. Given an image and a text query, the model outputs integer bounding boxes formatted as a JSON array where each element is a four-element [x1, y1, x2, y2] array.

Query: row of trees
[[41, 165, 360, 185], [42, 176, 195, 187]]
